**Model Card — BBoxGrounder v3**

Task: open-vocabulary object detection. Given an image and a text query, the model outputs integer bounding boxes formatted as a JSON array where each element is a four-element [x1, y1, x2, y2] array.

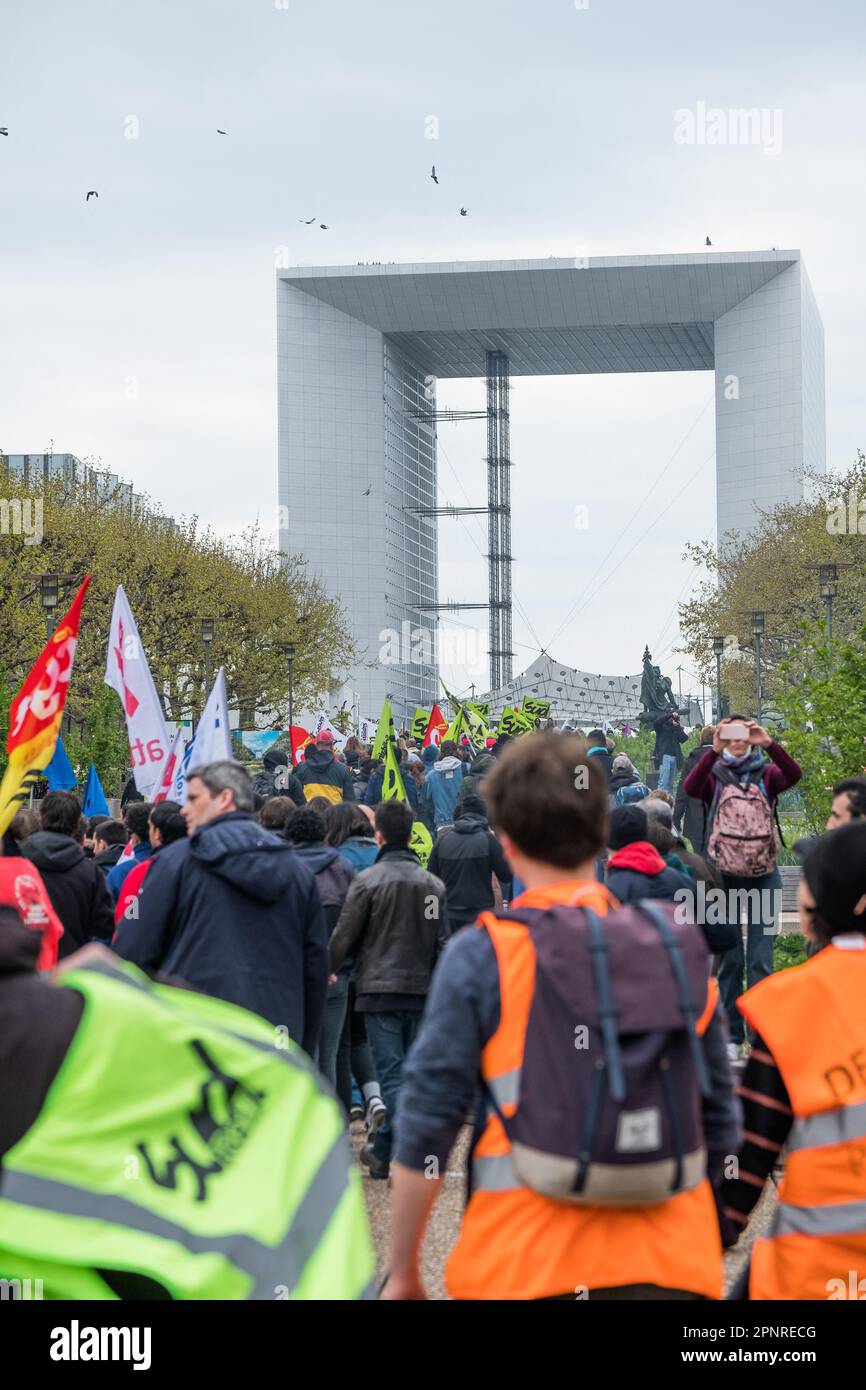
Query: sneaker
[[365, 1096, 386, 1137], [359, 1142, 390, 1181], [349, 1104, 364, 1124], [726, 1042, 743, 1065]]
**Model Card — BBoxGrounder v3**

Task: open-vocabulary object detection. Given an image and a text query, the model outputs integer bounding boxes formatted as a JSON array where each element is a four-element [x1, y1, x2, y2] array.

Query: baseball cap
[[315, 730, 335, 745]]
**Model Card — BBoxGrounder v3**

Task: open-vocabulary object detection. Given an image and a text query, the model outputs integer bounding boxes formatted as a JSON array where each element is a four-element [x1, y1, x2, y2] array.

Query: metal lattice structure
[[486, 351, 513, 691]]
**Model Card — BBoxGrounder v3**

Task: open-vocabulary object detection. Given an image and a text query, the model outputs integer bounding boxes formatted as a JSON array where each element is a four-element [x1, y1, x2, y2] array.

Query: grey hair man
[[114, 760, 328, 1052]]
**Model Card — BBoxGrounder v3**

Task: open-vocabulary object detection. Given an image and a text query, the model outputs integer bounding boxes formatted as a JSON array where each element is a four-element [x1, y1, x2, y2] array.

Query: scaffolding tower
[[407, 350, 514, 695]]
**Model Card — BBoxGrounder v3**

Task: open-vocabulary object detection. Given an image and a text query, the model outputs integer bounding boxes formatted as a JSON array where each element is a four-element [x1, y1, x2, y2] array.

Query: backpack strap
[[582, 908, 626, 1102], [773, 801, 787, 848], [636, 900, 711, 1099]]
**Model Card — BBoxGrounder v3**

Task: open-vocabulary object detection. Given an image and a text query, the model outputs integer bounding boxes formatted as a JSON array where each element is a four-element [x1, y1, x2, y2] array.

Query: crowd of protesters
[[2, 707, 865, 1303]]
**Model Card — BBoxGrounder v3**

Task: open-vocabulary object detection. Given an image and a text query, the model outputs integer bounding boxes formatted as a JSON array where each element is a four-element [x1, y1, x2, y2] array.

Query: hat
[[802, 824, 866, 936], [608, 805, 648, 850], [457, 794, 487, 819], [611, 753, 635, 775], [315, 730, 335, 745]]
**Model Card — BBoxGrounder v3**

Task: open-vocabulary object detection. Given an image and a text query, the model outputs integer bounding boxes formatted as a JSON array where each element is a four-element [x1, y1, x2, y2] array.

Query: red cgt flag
[[423, 703, 448, 748], [0, 575, 91, 837]]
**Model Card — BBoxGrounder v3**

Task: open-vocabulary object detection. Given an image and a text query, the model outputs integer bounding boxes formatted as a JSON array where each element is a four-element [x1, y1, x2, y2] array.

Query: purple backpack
[[484, 899, 712, 1206]]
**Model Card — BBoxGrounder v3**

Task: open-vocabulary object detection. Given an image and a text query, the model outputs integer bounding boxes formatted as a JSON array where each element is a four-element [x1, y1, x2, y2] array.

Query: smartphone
[[719, 722, 750, 740]]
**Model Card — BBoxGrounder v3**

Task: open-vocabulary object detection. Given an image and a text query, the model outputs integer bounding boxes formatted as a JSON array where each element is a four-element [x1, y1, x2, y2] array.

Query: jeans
[[717, 868, 781, 1043], [336, 982, 378, 1114], [364, 1011, 422, 1165], [317, 970, 349, 1089], [658, 754, 678, 794]]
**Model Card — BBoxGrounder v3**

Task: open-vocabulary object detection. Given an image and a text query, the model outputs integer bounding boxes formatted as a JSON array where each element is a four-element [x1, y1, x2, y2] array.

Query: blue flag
[[44, 737, 78, 792], [82, 761, 110, 817]]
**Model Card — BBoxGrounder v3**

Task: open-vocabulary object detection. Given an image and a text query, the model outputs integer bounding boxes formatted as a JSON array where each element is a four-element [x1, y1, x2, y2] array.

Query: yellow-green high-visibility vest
[[0, 957, 374, 1300]]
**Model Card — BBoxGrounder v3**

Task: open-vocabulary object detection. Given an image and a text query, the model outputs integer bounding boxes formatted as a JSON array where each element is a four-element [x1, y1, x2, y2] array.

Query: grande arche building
[[277, 251, 825, 723]]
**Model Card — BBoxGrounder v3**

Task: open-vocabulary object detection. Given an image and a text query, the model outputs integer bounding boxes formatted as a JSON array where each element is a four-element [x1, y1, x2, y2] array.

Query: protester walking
[[294, 730, 356, 804], [20, 791, 115, 956], [106, 802, 153, 903], [422, 740, 465, 830], [674, 726, 716, 852], [427, 794, 511, 931]]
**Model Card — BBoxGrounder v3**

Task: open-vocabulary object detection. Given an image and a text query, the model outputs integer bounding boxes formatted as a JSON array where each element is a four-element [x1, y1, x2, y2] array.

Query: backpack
[[707, 774, 776, 877], [482, 897, 711, 1206], [613, 780, 650, 807]]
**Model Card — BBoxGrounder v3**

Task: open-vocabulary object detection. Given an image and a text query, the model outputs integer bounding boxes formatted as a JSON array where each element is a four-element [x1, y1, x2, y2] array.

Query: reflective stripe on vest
[[0, 958, 374, 1300], [738, 947, 866, 1300]]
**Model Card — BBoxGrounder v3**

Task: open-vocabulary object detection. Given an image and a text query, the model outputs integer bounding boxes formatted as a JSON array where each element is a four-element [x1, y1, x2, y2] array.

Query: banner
[[311, 711, 348, 752], [382, 739, 408, 802], [499, 707, 535, 736], [153, 728, 185, 804], [522, 696, 551, 722], [174, 667, 232, 802], [82, 761, 110, 817], [411, 707, 430, 742], [359, 717, 377, 748], [104, 585, 171, 800], [370, 699, 395, 760], [236, 730, 281, 758], [0, 575, 91, 836], [423, 702, 447, 749], [410, 820, 433, 868]]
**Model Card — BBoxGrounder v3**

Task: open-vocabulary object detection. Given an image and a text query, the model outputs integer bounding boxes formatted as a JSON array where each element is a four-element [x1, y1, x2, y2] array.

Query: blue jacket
[[113, 812, 328, 1054], [106, 840, 151, 903], [336, 836, 379, 873], [423, 755, 465, 829], [364, 763, 419, 811]]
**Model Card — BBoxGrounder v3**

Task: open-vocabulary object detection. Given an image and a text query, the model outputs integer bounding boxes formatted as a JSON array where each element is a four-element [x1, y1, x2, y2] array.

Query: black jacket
[[93, 844, 126, 874], [330, 844, 448, 996], [427, 814, 511, 928], [287, 842, 355, 936], [294, 748, 355, 803], [653, 713, 689, 767], [587, 745, 614, 782], [674, 742, 713, 852], [21, 832, 115, 957], [113, 812, 329, 1053]]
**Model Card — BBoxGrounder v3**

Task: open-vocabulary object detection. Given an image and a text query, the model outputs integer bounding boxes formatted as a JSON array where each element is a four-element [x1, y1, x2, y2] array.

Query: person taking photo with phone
[[683, 717, 801, 1063]]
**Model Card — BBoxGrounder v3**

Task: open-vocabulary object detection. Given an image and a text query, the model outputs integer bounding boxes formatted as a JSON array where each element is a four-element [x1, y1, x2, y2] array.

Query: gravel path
[[356, 1122, 778, 1300]]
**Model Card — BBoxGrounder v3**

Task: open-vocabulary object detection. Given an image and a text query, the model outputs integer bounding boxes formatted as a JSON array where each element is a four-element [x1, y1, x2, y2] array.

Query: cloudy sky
[[2, 0, 864, 705]]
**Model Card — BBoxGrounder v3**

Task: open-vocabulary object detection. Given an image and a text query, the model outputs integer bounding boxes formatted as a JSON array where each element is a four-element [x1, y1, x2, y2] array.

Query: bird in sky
[[363, 484, 371, 496], [705, 236, 712, 245], [430, 164, 438, 184], [0, 128, 8, 137], [319, 223, 329, 230], [86, 191, 98, 201], [217, 129, 227, 135], [459, 207, 468, 216], [299, 217, 317, 224]]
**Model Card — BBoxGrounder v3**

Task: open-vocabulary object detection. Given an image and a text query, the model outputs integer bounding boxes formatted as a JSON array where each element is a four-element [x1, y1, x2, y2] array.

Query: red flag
[[423, 703, 447, 748], [0, 857, 64, 970], [290, 725, 311, 766], [0, 575, 91, 836]]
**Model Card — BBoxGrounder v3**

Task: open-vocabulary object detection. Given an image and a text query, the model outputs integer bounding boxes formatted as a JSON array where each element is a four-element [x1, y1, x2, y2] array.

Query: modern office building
[[277, 251, 825, 721]]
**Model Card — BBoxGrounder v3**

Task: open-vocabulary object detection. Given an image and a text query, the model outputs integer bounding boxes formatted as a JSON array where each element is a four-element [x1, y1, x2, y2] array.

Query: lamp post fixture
[[802, 562, 854, 643], [32, 572, 78, 639], [711, 635, 725, 722], [744, 612, 766, 723], [201, 618, 215, 696]]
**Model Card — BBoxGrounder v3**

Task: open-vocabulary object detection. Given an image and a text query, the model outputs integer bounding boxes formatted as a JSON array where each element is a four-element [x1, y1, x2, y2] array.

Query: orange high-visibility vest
[[445, 882, 724, 1301], [738, 942, 866, 1301]]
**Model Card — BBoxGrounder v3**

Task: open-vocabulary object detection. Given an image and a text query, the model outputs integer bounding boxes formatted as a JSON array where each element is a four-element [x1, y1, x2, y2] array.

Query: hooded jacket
[[604, 840, 696, 908], [21, 832, 115, 957], [294, 747, 356, 804], [113, 812, 328, 1052], [286, 841, 355, 936], [93, 843, 126, 874], [423, 755, 466, 829], [427, 813, 511, 928], [586, 745, 614, 783], [335, 836, 378, 874], [106, 839, 152, 902]]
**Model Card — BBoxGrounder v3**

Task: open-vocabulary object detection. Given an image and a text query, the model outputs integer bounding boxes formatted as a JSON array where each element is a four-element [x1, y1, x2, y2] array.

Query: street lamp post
[[37, 573, 61, 639], [201, 618, 215, 696], [712, 635, 725, 722], [749, 612, 766, 724], [802, 562, 854, 644]]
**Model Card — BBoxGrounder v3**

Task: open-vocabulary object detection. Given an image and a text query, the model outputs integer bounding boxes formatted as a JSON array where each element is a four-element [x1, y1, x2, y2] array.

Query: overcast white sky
[[2, 0, 864, 704]]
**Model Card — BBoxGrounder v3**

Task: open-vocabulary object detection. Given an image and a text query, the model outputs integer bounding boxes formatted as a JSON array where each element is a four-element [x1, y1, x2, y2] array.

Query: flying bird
[[85, 191, 98, 201], [299, 217, 317, 224], [0, 128, 8, 137], [459, 207, 468, 216], [319, 223, 329, 230], [216, 129, 227, 135], [363, 484, 371, 496], [705, 236, 712, 245], [430, 164, 438, 184]]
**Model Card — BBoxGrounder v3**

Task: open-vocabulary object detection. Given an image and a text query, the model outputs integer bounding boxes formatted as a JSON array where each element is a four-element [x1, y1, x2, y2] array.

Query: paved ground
[[355, 1123, 777, 1300]]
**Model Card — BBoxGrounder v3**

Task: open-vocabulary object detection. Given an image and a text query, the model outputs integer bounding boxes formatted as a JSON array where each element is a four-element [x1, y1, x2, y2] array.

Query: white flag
[[311, 710, 348, 752], [173, 667, 233, 803], [359, 717, 377, 747], [104, 585, 171, 800], [153, 728, 186, 804]]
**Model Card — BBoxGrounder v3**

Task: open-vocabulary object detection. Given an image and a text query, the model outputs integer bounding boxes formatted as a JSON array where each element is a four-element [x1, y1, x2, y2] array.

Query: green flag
[[522, 695, 551, 723], [382, 739, 408, 802], [444, 705, 464, 743], [370, 698, 394, 760], [467, 700, 491, 725], [411, 707, 430, 742], [410, 820, 433, 867]]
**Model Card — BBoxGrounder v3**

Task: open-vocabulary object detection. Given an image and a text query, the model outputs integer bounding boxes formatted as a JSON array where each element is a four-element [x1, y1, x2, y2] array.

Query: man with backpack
[[683, 717, 801, 1062], [384, 733, 738, 1301]]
